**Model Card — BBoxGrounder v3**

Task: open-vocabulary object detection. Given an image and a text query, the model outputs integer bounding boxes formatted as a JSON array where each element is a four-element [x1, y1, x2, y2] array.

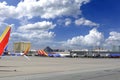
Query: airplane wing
[[0, 26, 11, 56]]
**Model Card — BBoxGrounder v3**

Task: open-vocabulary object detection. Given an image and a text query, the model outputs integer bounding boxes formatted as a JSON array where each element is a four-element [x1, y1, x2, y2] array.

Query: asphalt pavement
[[0, 56, 120, 80]]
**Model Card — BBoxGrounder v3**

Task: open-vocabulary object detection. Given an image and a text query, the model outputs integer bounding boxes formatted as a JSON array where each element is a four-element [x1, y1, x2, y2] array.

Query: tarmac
[[0, 56, 120, 80]]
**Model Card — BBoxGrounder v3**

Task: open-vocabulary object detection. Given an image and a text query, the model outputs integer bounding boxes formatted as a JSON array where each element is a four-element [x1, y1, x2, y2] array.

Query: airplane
[[9, 46, 30, 60], [12, 46, 30, 56], [37, 49, 70, 57]]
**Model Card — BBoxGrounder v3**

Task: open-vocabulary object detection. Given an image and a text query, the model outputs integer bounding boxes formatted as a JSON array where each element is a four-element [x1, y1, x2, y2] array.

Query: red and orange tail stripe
[[37, 50, 40, 55], [0, 26, 11, 56], [37, 50, 42, 55], [39, 50, 44, 55], [38, 50, 43, 55], [41, 50, 48, 56], [37, 50, 48, 56]]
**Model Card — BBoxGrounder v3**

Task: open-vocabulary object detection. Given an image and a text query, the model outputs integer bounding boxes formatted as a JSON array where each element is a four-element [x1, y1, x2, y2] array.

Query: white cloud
[[65, 18, 71, 26], [63, 28, 104, 49], [18, 21, 56, 32], [0, 2, 17, 21], [0, 0, 90, 20], [105, 31, 120, 46], [11, 31, 55, 41], [0, 0, 96, 27], [11, 21, 56, 40], [75, 18, 99, 27]]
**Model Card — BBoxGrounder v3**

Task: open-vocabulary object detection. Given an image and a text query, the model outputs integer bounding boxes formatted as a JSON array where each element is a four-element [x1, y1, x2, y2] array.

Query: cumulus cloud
[[65, 18, 71, 26], [0, 2, 17, 21], [18, 21, 56, 32], [18, 0, 90, 19], [63, 28, 104, 49], [75, 18, 99, 27], [0, 0, 90, 20], [11, 31, 55, 41], [105, 31, 120, 46]]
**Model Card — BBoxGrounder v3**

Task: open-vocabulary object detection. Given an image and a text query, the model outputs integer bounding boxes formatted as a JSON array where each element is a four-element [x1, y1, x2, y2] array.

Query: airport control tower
[[13, 42, 31, 53]]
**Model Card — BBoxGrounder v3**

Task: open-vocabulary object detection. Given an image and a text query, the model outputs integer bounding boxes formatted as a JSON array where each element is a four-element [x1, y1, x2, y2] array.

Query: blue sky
[[0, 0, 120, 50]]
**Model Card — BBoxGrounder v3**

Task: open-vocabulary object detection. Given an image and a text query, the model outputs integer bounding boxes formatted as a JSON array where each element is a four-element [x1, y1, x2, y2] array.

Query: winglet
[[0, 26, 11, 56]]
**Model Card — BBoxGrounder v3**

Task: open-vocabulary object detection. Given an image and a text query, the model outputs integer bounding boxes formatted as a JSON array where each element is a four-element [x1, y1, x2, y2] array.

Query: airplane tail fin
[[42, 50, 48, 56], [37, 50, 48, 56], [23, 46, 30, 55], [0, 26, 11, 56], [23, 46, 30, 61]]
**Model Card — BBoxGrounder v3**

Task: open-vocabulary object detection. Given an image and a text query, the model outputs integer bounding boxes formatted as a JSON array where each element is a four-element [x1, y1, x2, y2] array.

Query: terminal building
[[13, 42, 31, 53]]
